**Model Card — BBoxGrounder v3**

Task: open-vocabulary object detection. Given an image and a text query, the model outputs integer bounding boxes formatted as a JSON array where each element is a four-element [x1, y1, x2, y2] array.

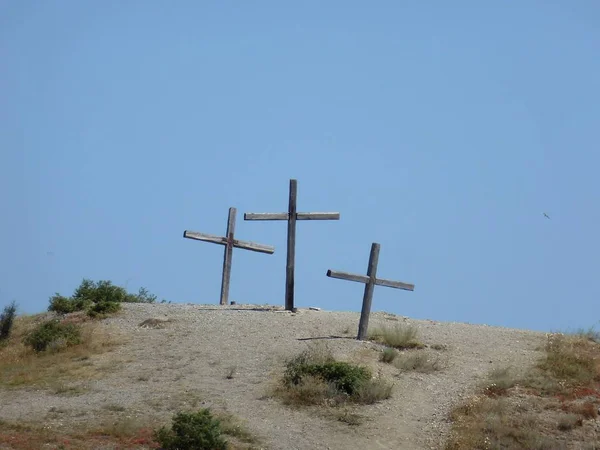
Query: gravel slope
[[0, 303, 547, 450]]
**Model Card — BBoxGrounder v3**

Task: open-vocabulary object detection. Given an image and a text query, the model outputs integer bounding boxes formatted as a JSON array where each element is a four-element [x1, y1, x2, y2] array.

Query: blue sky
[[1, 1, 599, 333]]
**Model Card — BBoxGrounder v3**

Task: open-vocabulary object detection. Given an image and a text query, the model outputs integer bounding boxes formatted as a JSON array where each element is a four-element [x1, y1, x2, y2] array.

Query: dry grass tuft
[[218, 412, 261, 446], [332, 408, 364, 426], [556, 413, 582, 431], [482, 367, 519, 397], [394, 350, 445, 374], [353, 375, 393, 403], [368, 323, 425, 350]]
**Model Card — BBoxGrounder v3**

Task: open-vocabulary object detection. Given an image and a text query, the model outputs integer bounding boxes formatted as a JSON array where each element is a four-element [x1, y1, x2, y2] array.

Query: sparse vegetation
[[482, 367, 518, 397], [218, 412, 260, 446], [536, 332, 599, 390], [430, 343, 448, 351], [353, 375, 393, 403], [380, 347, 398, 363], [393, 350, 444, 373], [23, 319, 81, 352], [574, 326, 600, 343], [276, 343, 392, 407], [48, 279, 157, 318], [154, 409, 228, 450], [340, 325, 353, 335], [446, 331, 600, 449], [368, 323, 424, 350], [0, 301, 17, 343], [557, 413, 581, 431], [225, 366, 237, 379], [0, 408, 259, 450], [0, 313, 120, 389], [333, 408, 363, 426]]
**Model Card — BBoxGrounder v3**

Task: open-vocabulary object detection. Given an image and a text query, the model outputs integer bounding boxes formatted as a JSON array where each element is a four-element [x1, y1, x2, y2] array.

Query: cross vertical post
[[286, 180, 298, 311], [184, 207, 275, 306], [326, 242, 415, 340], [357, 243, 380, 340], [220, 207, 236, 306], [245, 179, 340, 311]]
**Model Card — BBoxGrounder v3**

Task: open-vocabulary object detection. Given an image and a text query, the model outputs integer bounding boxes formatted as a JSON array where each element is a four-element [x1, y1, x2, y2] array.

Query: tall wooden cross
[[244, 179, 340, 311], [327, 242, 415, 340], [183, 207, 275, 306]]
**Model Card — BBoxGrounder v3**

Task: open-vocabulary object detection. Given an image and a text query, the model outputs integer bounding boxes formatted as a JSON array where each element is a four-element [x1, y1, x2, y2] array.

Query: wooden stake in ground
[[184, 207, 275, 306], [327, 242, 415, 340], [244, 179, 340, 311]]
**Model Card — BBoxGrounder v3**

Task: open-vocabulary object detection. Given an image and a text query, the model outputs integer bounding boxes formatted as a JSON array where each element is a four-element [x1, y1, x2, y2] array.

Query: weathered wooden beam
[[244, 213, 289, 220], [326, 270, 370, 284], [244, 212, 340, 221], [220, 207, 236, 305], [326, 242, 415, 340], [183, 230, 227, 245], [296, 212, 341, 220], [183, 207, 275, 306], [285, 179, 298, 311], [357, 243, 380, 340], [326, 270, 414, 291], [376, 278, 415, 291], [244, 179, 340, 311], [183, 230, 274, 254]]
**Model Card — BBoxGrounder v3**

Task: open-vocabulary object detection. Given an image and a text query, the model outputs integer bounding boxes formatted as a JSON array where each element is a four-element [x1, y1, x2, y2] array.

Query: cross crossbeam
[[326, 242, 414, 340], [244, 179, 340, 310], [184, 207, 275, 305]]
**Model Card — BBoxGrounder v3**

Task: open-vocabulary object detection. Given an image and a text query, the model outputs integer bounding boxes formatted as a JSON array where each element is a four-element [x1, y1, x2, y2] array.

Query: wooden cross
[[183, 207, 275, 306], [327, 242, 415, 340], [244, 179, 340, 311]]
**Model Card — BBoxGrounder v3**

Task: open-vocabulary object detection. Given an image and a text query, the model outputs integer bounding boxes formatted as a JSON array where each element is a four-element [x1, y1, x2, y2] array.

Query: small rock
[[309, 307, 321, 311]]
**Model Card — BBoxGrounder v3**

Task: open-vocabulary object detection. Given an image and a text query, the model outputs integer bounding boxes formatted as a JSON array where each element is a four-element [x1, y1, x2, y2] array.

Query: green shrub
[[87, 301, 121, 318], [380, 347, 398, 363], [284, 349, 371, 396], [154, 409, 228, 450], [133, 287, 158, 303], [23, 319, 82, 352], [48, 295, 84, 314], [48, 279, 157, 317], [0, 301, 17, 341], [73, 279, 131, 304], [277, 344, 393, 407]]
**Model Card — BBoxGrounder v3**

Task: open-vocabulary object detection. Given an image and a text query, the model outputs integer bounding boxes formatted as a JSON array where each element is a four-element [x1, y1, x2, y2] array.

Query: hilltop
[[0, 302, 561, 449]]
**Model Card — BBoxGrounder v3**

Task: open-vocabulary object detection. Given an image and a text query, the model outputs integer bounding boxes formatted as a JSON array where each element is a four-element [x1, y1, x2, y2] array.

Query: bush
[[48, 295, 84, 314], [284, 357, 371, 396], [87, 301, 121, 318], [48, 279, 157, 317], [23, 319, 82, 352], [380, 347, 398, 363], [154, 409, 228, 450], [0, 301, 17, 341]]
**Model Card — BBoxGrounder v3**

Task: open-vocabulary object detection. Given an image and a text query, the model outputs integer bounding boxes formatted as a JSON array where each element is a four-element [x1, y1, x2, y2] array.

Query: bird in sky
[[543, 212, 551, 220]]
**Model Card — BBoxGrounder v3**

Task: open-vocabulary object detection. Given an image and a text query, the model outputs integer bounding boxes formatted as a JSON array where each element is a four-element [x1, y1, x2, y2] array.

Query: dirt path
[[0, 303, 546, 449]]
